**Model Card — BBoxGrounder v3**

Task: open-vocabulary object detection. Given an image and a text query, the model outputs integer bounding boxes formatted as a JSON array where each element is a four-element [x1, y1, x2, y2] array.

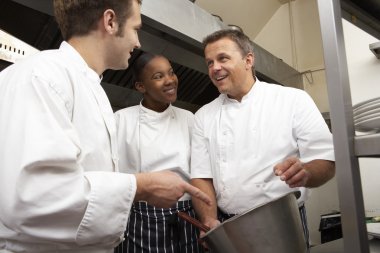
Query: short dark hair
[[54, 0, 142, 40], [132, 52, 164, 82], [202, 29, 254, 58]]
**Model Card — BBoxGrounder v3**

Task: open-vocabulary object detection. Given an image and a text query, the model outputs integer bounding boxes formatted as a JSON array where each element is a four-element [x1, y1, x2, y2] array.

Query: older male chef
[[190, 29, 335, 248]]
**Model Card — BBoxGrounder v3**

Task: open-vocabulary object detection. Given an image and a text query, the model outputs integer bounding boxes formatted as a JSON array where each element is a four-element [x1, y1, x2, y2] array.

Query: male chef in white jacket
[[0, 1, 210, 253], [191, 29, 335, 248]]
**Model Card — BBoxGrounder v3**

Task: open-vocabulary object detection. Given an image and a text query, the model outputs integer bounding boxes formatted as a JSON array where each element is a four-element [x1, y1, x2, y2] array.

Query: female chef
[[114, 52, 203, 253]]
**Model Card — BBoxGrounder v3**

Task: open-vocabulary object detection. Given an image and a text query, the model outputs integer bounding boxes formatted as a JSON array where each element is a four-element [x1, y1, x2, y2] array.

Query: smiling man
[[0, 1, 210, 253], [190, 29, 336, 249]]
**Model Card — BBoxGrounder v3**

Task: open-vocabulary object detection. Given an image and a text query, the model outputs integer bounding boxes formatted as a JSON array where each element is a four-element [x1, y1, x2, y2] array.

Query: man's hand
[[199, 218, 220, 250], [274, 157, 310, 188], [134, 170, 212, 208], [274, 157, 335, 188]]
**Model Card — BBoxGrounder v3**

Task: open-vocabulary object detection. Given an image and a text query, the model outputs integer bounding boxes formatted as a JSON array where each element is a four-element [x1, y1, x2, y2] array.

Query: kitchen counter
[[310, 238, 380, 253]]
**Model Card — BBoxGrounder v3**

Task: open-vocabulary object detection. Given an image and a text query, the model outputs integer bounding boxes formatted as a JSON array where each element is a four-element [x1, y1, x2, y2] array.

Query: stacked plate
[[367, 223, 380, 239], [353, 97, 380, 132]]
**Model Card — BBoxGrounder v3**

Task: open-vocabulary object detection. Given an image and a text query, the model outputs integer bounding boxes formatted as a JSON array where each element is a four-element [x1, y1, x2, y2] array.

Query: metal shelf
[[355, 133, 380, 157], [317, 0, 375, 253]]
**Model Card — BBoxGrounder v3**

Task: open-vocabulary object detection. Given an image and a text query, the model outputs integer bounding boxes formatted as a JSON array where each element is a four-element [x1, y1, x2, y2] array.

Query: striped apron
[[114, 200, 204, 253]]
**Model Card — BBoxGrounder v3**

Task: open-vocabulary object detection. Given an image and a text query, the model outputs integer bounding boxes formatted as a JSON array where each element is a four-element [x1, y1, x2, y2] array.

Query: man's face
[[109, 0, 142, 70], [204, 38, 253, 100]]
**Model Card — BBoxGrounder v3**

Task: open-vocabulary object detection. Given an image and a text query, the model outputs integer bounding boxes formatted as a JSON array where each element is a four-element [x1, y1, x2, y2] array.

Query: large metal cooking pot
[[202, 191, 307, 253]]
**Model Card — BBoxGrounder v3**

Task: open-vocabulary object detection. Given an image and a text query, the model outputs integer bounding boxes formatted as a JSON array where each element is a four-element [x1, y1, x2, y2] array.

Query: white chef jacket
[[191, 79, 335, 214], [0, 42, 136, 253], [115, 104, 193, 200]]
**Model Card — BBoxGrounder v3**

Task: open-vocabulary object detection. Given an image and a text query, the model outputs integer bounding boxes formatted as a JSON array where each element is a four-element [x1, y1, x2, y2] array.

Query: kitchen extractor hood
[[3, 0, 303, 111], [8, 0, 303, 88], [0, 29, 39, 63]]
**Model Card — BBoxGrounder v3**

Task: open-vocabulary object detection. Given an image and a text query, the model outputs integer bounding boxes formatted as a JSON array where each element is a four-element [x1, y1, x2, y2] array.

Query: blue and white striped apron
[[114, 200, 204, 253]]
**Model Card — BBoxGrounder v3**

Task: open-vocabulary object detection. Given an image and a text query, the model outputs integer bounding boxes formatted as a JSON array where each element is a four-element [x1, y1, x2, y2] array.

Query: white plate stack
[[367, 223, 380, 239], [353, 97, 380, 133]]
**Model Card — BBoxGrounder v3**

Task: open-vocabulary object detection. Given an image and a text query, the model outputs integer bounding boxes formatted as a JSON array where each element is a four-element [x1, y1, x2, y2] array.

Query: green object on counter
[[366, 216, 380, 223]]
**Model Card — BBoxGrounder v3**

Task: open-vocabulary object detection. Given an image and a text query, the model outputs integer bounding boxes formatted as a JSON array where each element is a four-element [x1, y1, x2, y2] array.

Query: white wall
[[195, 0, 282, 39], [343, 20, 380, 104], [342, 19, 380, 218], [254, 0, 330, 114]]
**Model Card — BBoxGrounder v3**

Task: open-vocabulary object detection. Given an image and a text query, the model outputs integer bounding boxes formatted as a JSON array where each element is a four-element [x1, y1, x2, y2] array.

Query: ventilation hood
[[2, 0, 302, 111], [9, 0, 302, 85]]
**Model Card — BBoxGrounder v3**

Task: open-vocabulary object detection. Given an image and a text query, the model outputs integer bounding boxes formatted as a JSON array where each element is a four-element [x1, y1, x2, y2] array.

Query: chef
[[190, 29, 335, 248], [0, 1, 210, 253], [114, 52, 203, 253]]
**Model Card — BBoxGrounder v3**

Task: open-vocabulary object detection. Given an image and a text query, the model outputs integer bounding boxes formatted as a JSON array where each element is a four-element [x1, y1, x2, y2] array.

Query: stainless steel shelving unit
[[316, 0, 380, 253]]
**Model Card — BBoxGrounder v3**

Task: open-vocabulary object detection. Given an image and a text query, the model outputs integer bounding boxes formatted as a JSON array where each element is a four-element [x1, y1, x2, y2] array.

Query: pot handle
[[177, 212, 211, 232]]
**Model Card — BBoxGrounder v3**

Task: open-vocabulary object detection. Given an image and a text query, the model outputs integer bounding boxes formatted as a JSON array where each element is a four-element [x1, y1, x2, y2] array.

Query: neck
[[228, 75, 256, 102], [142, 99, 170, 112], [68, 35, 106, 76]]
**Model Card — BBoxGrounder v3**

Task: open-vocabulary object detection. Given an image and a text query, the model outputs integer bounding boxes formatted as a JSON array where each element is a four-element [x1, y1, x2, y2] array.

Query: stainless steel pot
[[202, 192, 307, 253]]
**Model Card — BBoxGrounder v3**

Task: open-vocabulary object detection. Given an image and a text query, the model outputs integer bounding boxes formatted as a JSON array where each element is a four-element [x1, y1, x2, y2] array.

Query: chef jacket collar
[[59, 41, 102, 83], [138, 101, 175, 123], [223, 77, 260, 104]]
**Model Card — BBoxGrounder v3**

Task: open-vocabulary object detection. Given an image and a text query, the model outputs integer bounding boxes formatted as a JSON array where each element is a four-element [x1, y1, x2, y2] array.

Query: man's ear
[[245, 52, 254, 70], [103, 9, 118, 35], [135, 82, 146, 93]]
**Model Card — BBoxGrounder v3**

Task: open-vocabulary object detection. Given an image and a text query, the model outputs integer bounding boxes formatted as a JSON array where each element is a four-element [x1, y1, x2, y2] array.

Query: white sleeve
[[293, 91, 335, 162], [190, 108, 213, 178], [0, 71, 136, 246]]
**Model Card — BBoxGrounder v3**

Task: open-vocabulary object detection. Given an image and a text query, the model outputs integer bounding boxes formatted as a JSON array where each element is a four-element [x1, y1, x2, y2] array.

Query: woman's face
[[137, 56, 178, 112]]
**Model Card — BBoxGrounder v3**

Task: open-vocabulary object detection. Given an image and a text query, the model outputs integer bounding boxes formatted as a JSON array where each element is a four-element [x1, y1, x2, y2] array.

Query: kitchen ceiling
[[196, 0, 380, 40], [0, 0, 379, 111]]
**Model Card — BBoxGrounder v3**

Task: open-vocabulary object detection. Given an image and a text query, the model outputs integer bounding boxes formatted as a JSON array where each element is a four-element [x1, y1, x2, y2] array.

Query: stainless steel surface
[[317, 0, 371, 252], [0, 30, 39, 63], [355, 133, 380, 157], [202, 192, 307, 253], [310, 238, 380, 253]]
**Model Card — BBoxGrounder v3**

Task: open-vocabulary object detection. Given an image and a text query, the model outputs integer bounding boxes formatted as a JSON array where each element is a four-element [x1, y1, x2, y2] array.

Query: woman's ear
[[135, 82, 146, 93]]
